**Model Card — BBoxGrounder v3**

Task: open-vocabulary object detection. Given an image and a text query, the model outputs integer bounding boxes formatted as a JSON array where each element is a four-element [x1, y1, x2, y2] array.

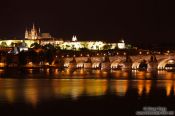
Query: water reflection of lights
[[158, 71, 175, 79], [137, 80, 144, 96], [54, 69, 59, 75], [111, 70, 129, 79], [145, 80, 151, 95], [165, 80, 173, 96], [85, 80, 107, 96], [0, 62, 6, 67], [24, 80, 38, 107], [25, 88, 38, 107], [94, 70, 101, 77], [122, 71, 128, 78], [71, 80, 84, 99], [62, 69, 71, 75], [79, 69, 84, 75], [136, 71, 145, 79], [51, 79, 107, 99], [0, 79, 175, 107], [166, 73, 173, 79], [0, 69, 4, 74], [145, 72, 151, 79], [6, 89, 15, 103], [112, 70, 122, 78], [158, 70, 166, 75], [28, 69, 33, 74], [115, 80, 128, 96], [46, 68, 50, 75], [102, 71, 108, 77]]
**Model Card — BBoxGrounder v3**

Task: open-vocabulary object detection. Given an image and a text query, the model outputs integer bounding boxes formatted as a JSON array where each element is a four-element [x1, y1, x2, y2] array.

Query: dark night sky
[[0, 0, 175, 45]]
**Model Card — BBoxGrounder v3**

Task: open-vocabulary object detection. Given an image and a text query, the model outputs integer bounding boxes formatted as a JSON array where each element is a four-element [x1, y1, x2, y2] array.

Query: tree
[[30, 42, 41, 49], [43, 43, 55, 50], [43, 44, 56, 65], [103, 44, 112, 50], [0, 42, 7, 47], [27, 50, 39, 64], [18, 51, 28, 66], [11, 42, 15, 47]]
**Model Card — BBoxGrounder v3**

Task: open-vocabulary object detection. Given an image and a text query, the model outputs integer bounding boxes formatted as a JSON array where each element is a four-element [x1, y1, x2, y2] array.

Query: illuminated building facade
[[117, 39, 125, 49], [25, 24, 39, 39], [25, 24, 52, 40], [59, 36, 126, 50]]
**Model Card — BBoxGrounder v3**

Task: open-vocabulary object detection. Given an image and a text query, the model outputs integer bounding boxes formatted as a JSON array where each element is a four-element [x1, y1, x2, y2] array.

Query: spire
[[25, 28, 28, 32], [32, 23, 35, 30], [25, 28, 29, 39], [72, 35, 77, 41], [38, 28, 41, 34]]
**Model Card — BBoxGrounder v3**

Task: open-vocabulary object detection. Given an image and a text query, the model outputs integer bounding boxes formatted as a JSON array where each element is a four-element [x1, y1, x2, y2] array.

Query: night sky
[[0, 0, 175, 45]]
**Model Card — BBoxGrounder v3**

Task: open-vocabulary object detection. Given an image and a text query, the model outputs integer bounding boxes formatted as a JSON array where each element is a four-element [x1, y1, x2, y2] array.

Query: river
[[0, 69, 175, 116]]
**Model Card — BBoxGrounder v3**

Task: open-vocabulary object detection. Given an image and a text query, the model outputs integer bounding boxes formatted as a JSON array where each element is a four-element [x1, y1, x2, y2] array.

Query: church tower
[[72, 35, 77, 41], [25, 24, 45, 40], [25, 29, 29, 39], [31, 24, 38, 39], [25, 24, 39, 40]]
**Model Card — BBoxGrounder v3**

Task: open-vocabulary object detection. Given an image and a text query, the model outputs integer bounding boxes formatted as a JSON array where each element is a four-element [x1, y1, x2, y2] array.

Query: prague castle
[[0, 24, 128, 52]]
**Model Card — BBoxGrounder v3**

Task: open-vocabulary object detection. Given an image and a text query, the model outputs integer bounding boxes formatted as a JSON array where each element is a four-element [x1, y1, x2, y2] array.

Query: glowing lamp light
[[168, 60, 175, 64], [167, 50, 170, 54], [29, 62, 33, 65]]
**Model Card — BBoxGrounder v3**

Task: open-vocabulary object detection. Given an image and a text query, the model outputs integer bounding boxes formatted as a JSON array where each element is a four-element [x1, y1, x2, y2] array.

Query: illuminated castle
[[0, 24, 129, 51], [25, 24, 40, 39]]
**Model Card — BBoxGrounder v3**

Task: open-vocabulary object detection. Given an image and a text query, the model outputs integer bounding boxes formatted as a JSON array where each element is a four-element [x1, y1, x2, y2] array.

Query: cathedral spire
[[32, 23, 35, 30], [72, 35, 77, 41], [38, 28, 41, 34], [25, 28, 29, 39]]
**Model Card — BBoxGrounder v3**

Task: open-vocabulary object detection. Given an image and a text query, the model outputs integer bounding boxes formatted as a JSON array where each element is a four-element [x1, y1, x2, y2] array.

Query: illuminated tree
[[0, 42, 7, 47]]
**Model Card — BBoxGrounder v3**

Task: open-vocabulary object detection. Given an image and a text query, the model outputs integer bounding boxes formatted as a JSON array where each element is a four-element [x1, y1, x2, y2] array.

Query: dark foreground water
[[0, 69, 175, 116]]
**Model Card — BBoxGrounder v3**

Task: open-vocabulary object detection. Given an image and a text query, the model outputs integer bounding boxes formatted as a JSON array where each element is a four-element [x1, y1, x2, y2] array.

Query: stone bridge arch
[[130, 55, 150, 70], [158, 58, 175, 70], [156, 54, 175, 69], [111, 59, 125, 69], [110, 55, 132, 70]]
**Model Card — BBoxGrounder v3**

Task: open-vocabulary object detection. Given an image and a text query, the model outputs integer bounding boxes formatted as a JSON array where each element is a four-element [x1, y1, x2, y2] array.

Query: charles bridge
[[1, 53, 175, 71], [57, 53, 175, 70]]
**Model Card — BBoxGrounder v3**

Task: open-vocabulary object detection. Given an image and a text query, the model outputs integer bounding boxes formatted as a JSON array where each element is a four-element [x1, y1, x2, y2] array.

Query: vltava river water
[[0, 69, 175, 116]]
